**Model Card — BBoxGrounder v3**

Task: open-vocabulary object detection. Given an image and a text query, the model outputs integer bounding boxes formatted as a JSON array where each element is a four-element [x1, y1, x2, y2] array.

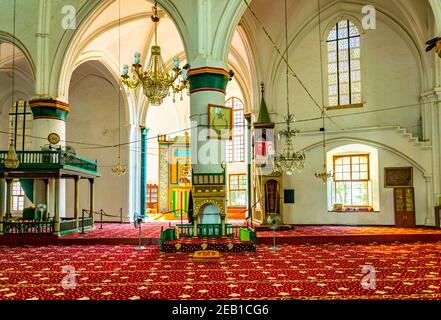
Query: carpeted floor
[[61, 222, 441, 239], [0, 241, 440, 300], [257, 226, 441, 237]]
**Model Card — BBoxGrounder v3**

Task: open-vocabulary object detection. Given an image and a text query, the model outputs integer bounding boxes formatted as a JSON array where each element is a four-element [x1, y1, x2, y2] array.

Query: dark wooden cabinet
[[393, 187, 416, 227]]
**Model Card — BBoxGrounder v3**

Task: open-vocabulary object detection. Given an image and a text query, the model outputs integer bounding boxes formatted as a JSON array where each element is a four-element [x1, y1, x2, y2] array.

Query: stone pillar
[[188, 66, 232, 224], [89, 178, 95, 224], [44, 179, 49, 220], [0, 179, 5, 233], [140, 126, 149, 217], [74, 176, 79, 227], [5, 179, 13, 220], [244, 114, 252, 219], [424, 175, 434, 226], [30, 99, 69, 218], [54, 177, 60, 235]]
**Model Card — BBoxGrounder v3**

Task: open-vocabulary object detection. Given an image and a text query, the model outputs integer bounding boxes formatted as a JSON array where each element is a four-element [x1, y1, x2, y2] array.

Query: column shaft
[[5, 179, 13, 220], [89, 178, 95, 224], [140, 126, 149, 217], [74, 177, 79, 227], [54, 178, 60, 234]]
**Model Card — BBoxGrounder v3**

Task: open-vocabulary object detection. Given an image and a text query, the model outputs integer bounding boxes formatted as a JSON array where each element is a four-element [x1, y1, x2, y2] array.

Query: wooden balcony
[[0, 150, 99, 178]]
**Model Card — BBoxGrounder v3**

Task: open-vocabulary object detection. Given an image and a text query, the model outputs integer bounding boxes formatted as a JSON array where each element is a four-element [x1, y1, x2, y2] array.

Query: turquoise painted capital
[[187, 67, 231, 94], [29, 99, 70, 121]]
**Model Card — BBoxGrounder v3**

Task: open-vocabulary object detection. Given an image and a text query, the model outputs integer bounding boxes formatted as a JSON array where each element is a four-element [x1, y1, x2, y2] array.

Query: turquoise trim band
[[188, 73, 229, 94], [31, 106, 69, 121]]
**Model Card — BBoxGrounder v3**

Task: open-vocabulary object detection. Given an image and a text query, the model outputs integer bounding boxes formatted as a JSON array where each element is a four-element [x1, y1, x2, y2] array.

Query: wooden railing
[[0, 150, 98, 174], [1, 220, 54, 234], [161, 223, 257, 252], [192, 172, 225, 185]]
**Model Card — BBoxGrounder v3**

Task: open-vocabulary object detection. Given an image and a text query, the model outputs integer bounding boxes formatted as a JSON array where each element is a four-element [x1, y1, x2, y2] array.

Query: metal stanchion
[[80, 209, 85, 234], [120, 208, 123, 224], [99, 209, 103, 229]]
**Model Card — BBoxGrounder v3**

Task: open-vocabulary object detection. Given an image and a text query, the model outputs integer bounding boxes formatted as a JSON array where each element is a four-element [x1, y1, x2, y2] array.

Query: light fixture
[[314, 124, 334, 183], [273, 0, 306, 176], [112, 0, 127, 177], [121, 1, 189, 105], [314, 0, 334, 183], [3, 141, 20, 169]]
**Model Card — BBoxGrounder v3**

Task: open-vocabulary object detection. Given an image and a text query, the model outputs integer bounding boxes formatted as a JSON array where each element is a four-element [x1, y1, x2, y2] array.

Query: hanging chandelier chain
[[118, 0, 122, 161], [284, 0, 290, 121], [153, 1, 159, 46], [315, 0, 334, 182]]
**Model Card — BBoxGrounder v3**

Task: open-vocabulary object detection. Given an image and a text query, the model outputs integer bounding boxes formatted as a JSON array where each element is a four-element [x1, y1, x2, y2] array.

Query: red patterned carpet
[[0, 241, 440, 300], [257, 226, 441, 237], [61, 222, 441, 241]]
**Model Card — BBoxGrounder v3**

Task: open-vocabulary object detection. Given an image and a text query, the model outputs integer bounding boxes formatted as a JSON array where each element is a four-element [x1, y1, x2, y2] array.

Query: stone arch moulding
[[53, 0, 193, 104], [0, 32, 36, 82], [302, 136, 428, 175], [214, 0, 250, 64]]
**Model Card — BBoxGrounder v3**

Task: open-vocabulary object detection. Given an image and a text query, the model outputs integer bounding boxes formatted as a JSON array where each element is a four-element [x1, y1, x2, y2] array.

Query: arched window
[[327, 20, 361, 107], [9, 99, 32, 151], [8, 99, 32, 212], [226, 97, 244, 162]]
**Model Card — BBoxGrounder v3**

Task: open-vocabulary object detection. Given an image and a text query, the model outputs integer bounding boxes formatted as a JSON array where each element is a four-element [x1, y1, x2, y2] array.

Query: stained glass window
[[327, 20, 361, 107], [225, 97, 245, 162]]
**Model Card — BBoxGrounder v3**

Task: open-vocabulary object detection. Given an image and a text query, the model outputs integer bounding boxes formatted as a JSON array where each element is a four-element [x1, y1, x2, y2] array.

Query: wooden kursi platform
[[162, 238, 256, 253]]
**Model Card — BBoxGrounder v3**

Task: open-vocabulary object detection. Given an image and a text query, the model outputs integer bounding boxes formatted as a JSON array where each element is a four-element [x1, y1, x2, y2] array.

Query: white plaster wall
[[283, 140, 428, 226], [65, 62, 130, 220], [273, 18, 421, 135]]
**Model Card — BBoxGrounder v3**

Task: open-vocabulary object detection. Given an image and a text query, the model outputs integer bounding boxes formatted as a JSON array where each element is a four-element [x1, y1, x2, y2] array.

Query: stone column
[[30, 99, 69, 218], [188, 65, 232, 226], [54, 177, 60, 235], [74, 176, 79, 228], [0, 179, 5, 233], [89, 178, 95, 224], [5, 179, 13, 220], [44, 179, 49, 220], [140, 126, 149, 217], [244, 114, 252, 219]]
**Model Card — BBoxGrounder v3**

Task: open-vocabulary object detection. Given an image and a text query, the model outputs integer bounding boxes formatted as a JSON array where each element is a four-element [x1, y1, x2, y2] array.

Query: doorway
[[393, 187, 416, 227]]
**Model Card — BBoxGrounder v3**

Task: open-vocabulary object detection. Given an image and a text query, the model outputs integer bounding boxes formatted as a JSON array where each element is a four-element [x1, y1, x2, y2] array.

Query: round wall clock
[[48, 132, 60, 145]]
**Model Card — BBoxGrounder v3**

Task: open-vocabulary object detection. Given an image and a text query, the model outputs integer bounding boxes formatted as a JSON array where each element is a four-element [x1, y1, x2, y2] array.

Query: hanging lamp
[[273, 0, 306, 176], [121, 1, 189, 105], [314, 0, 334, 183], [3, 0, 19, 170], [112, 0, 127, 177]]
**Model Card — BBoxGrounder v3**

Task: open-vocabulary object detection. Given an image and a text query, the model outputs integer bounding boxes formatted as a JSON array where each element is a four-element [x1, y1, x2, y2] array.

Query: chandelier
[[113, 2, 127, 178], [120, 1, 189, 105], [273, 115, 306, 176], [112, 163, 127, 176], [3, 141, 20, 169], [273, 0, 306, 176]]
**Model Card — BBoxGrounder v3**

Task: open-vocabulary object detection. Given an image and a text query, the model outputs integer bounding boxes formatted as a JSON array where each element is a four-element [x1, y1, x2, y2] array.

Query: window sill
[[328, 210, 379, 213], [326, 103, 364, 111]]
